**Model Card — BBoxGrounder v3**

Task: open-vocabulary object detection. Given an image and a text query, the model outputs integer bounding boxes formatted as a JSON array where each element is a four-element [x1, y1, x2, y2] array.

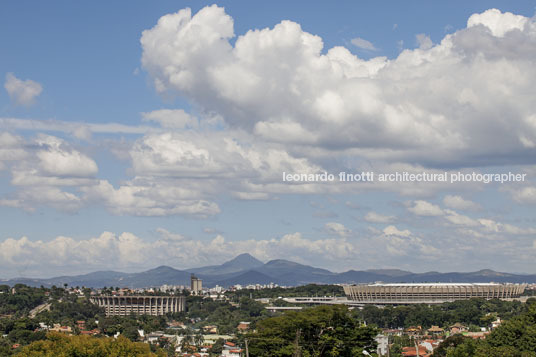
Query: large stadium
[[343, 283, 527, 304]]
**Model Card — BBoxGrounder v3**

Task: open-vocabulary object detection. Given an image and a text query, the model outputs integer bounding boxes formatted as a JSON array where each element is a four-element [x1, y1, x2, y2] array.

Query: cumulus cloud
[[415, 33, 433, 49], [383, 225, 411, 237], [443, 195, 480, 210], [0, 186, 82, 213], [407, 200, 444, 216], [0, 231, 355, 277], [82, 179, 220, 217], [324, 222, 351, 237], [364, 211, 395, 223], [510, 186, 536, 204], [4, 73, 42, 106], [443, 209, 479, 227], [350, 37, 377, 50], [467, 8, 529, 37], [1, 220, 535, 277], [35, 135, 98, 177], [0, 134, 97, 213], [140, 6, 536, 168], [0, 132, 28, 164]]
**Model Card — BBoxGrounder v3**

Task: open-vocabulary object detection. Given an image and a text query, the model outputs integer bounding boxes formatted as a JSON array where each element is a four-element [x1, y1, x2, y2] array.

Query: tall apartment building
[[191, 274, 202, 295]]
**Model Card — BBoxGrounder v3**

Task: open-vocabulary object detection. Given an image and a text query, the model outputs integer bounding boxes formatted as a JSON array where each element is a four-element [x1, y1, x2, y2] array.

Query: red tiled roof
[[402, 347, 428, 356]]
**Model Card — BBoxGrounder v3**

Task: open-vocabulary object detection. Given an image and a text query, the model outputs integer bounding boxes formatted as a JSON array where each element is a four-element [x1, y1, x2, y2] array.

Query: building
[[236, 322, 250, 332], [191, 274, 203, 295], [427, 325, 444, 335], [90, 295, 185, 316], [343, 283, 526, 304], [449, 323, 468, 334]]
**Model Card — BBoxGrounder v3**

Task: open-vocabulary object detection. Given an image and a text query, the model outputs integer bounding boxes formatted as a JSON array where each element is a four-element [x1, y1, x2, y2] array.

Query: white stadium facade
[[90, 295, 186, 316], [343, 283, 527, 304]]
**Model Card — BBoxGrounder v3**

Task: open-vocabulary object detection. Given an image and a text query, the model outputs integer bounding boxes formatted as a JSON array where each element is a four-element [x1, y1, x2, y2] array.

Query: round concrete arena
[[343, 283, 526, 304]]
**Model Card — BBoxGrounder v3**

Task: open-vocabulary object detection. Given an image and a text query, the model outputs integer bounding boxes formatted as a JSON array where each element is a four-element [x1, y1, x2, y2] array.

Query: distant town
[[2, 254, 536, 356]]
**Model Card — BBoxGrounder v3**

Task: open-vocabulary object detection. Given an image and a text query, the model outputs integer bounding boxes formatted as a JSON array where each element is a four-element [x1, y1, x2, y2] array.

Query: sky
[[1, 1, 536, 278]]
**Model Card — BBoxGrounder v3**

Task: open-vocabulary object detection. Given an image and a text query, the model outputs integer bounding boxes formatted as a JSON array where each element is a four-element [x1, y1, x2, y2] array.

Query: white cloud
[[407, 200, 444, 216], [35, 135, 98, 177], [0, 134, 97, 213], [0, 132, 28, 163], [511, 186, 536, 204], [1, 221, 534, 277], [142, 109, 198, 129], [443, 209, 479, 227], [415, 33, 433, 49], [350, 37, 377, 50], [364, 211, 395, 223], [383, 225, 411, 237], [0, 186, 82, 213], [324, 222, 351, 237], [0, 118, 155, 138], [478, 218, 536, 235], [140, 7, 536, 168], [0, 231, 356, 277], [82, 180, 220, 217], [467, 8, 528, 37], [4, 73, 42, 106], [443, 195, 480, 210]]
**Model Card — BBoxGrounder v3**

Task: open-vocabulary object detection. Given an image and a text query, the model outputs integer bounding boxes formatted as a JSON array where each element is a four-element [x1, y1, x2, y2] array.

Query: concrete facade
[[90, 295, 186, 316], [343, 283, 526, 304], [191, 274, 202, 295]]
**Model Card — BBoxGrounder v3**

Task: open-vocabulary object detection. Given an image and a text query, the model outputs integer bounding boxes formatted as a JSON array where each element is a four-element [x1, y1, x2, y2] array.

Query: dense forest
[[354, 298, 532, 329], [225, 284, 345, 300], [12, 333, 166, 357], [432, 301, 536, 356], [247, 304, 379, 356]]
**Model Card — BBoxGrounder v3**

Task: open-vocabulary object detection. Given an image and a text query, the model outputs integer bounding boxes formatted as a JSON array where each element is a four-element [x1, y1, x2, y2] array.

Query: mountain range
[[2, 253, 536, 288]]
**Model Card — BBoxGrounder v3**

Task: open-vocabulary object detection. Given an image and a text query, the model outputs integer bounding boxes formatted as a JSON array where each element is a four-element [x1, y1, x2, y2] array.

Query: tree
[[435, 302, 536, 356], [15, 332, 166, 357], [433, 334, 471, 357], [209, 338, 224, 355], [194, 332, 204, 348], [247, 305, 379, 356]]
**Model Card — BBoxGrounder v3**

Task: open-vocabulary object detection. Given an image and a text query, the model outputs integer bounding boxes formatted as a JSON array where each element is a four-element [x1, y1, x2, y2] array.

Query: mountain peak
[[222, 253, 264, 269]]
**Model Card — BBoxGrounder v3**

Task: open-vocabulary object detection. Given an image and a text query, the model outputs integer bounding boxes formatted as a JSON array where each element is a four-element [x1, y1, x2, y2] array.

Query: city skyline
[[1, 1, 536, 278]]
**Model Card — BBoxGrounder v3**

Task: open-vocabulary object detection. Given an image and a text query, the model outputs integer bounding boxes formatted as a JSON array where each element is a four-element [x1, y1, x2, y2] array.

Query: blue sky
[[1, 1, 536, 278]]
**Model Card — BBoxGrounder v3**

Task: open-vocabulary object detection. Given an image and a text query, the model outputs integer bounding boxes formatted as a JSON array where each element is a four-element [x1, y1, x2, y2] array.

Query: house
[[222, 342, 243, 357], [426, 325, 444, 336], [449, 323, 468, 334], [382, 328, 404, 336], [168, 320, 186, 329], [202, 334, 235, 345], [202, 325, 218, 334], [49, 324, 73, 334], [419, 339, 441, 353], [375, 334, 389, 356], [405, 326, 422, 336], [222, 349, 243, 357], [80, 329, 100, 336], [236, 322, 250, 332], [145, 331, 165, 343], [491, 317, 502, 329]]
